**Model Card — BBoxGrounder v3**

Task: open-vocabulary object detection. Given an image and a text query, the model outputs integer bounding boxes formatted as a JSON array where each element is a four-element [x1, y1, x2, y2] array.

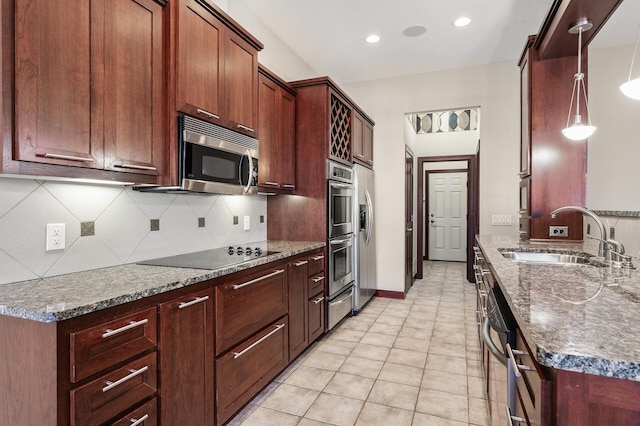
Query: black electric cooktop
[[137, 245, 278, 270]]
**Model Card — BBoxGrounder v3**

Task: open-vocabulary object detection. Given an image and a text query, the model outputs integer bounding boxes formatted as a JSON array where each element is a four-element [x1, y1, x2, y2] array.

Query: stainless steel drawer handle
[[178, 295, 209, 309], [263, 181, 279, 186], [333, 292, 352, 305], [233, 323, 285, 359], [196, 108, 219, 119], [102, 365, 149, 393], [506, 343, 531, 378], [312, 255, 324, 261], [312, 276, 325, 283], [282, 184, 295, 189], [233, 269, 285, 290], [312, 296, 324, 304], [102, 319, 149, 339], [294, 260, 309, 267], [116, 163, 158, 171], [505, 406, 526, 425], [43, 153, 95, 162], [129, 414, 149, 426], [237, 124, 255, 133]]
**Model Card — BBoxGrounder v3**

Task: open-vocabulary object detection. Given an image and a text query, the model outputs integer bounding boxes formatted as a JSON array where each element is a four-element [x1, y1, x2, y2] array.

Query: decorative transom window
[[409, 107, 479, 134]]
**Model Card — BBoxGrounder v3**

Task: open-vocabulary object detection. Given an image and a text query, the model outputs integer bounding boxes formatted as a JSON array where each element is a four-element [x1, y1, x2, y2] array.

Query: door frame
[[405, 146, 415, 292], [417, 153, 479, 283], [425, 169, 468, 262]]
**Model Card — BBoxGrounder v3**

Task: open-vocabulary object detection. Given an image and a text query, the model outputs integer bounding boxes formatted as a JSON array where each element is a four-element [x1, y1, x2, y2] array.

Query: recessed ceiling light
[[402, 25, 427, 37], [366, 34, 381, 43], [453, 17, 471, 27]]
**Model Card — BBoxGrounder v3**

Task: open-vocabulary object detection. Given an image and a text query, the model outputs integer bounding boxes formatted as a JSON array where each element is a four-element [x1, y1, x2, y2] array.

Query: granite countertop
[[0, 240, 324, 323], [476, 235, 640, 381]]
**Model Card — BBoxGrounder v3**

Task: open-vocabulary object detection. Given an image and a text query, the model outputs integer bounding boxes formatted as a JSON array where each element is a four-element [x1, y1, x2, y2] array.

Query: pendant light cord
[[628, 18, 640, 82]]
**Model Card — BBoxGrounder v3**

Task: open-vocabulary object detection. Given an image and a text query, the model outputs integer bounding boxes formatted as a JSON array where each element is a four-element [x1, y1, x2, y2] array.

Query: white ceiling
[[238, 0, 640, 85]]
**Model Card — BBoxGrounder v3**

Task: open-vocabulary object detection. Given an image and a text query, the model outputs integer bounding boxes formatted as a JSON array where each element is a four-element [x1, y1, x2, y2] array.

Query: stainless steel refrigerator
[[353, 164, 376, 313]]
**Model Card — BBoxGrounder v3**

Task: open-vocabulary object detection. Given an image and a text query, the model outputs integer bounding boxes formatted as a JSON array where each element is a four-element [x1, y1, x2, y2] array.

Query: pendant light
[[562, 20, 596, 141], [620, 18, 640, 100]]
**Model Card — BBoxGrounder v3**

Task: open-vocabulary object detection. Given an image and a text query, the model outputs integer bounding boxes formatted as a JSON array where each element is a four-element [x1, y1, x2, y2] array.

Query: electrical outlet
[[46, 223, 66, 251], [244, 215, 250, 231], [549, 226, 568, 237]]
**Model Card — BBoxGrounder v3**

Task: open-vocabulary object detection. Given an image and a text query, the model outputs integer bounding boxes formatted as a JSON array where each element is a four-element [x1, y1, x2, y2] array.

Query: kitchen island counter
[[0, 240, 324, 323], [476, 234, 640, 382]]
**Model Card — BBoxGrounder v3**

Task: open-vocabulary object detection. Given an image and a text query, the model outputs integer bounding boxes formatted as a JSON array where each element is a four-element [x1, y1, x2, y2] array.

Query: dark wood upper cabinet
[[174, 0, 261, 137], [258, 65, 296, 192], [5, 0, 166, 182], [353, 110, 374, 168], [175, 0, 224, 125]]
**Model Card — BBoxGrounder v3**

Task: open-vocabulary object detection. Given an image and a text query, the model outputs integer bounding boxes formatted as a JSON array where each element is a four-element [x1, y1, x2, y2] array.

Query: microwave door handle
[[242, 149, 253, 194]]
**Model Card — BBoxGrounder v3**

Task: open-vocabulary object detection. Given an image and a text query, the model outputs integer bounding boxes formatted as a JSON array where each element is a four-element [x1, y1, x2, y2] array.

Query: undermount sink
[[500, 250, 602, 267]]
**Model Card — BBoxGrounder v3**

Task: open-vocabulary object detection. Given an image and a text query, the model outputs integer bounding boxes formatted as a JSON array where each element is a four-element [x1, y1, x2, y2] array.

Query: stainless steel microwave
[[134, 116, 259, 195]]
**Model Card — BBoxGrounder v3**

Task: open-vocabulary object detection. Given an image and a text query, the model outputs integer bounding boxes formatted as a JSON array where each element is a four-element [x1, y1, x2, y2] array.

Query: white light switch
[[46, 223, 66, 251], [491, 215, 512, 226], [243, 215, 250, 231]]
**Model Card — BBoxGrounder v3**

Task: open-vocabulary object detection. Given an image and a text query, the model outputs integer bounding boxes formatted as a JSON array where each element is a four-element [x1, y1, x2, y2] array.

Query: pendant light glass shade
[[620, 19, 640, 100], [562, 20, 596, 141]]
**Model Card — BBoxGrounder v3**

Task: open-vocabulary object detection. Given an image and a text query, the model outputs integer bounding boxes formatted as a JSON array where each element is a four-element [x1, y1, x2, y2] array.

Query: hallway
[[228, 261, 489, 425]]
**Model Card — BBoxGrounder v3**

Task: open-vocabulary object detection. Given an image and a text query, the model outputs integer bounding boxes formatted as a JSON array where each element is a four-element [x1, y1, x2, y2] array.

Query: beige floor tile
[[226, 403, 258, 426], [421, 369, 468, 396], [368, 322, 402, 336], [367, 380, 420, 411], [412, 412, 468, 426], [248, 381, 279, 405], [469, 397, 490, 426], [330, 328, 366, 343], [324, 372, 375, 400], [425, 353, 467, 375], [378, 362, 424, 387], [467, 375, 486, 399], [339, 318, 373, 332], [339, 356, 384, 379], [315, 338, 357, 356], [403, 317, 434, 330], [431, 329, 466, 345], [386, 347, 427, 368], [434, 321, 466, 334], [394, 336, 430, 352], [354, 401, 414, 426], [298, 418, 334, 426], [399, 326, 432, 340], [360, 331, 397, 347], [284, 366, 335, 391], [416, 388, 468, 423], [374, 314, 406, 325], [350, 342, 391, 361], [304, 393, 365, 426], [302, 350, 348, 371], [428, 341, 468, 359], [260, 383, 320, 416], [239, 406, 300, 426], [467, 359, 484, 378]]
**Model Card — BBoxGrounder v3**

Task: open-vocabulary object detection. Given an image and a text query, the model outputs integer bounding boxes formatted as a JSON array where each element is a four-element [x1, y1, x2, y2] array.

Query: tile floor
[[228, 261, 489, 426]]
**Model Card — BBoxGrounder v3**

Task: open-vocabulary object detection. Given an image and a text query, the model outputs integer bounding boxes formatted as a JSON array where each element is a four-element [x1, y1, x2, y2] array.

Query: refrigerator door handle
[[365, 190, 374, 245]]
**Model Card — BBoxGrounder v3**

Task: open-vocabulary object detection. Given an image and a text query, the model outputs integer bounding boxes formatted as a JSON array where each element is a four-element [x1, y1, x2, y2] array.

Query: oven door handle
[[482, 318, 507, 366], [330, 237, 352, 245], [330, 182, 352, 189]]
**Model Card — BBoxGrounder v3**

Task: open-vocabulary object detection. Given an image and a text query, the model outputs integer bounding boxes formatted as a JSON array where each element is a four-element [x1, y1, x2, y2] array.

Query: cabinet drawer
[[71, 352, 157, 426], [308, 273, 325, 296], [308, 293, 325, 343], [70, 308, 157, 382], [513, 329, 552, 426], [215, 267, 287, 354], [216, 317, 289, 425], [307, 252, 325, 277], [111, 397, 157, 426]]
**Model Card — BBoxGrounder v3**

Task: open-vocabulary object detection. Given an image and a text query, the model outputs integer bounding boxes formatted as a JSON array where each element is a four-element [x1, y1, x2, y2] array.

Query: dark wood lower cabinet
[[216, 317, 289, 425], [288, 258, 309, 360], [159, 288, 214, 425]]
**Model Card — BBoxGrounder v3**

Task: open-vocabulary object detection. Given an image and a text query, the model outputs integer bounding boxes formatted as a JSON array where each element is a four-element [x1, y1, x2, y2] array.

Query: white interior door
[[428, 171, 467, 262]]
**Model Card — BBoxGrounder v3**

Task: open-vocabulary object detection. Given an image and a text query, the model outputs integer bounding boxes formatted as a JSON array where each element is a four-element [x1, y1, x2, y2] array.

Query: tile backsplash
[[0, 176, 267, 285]]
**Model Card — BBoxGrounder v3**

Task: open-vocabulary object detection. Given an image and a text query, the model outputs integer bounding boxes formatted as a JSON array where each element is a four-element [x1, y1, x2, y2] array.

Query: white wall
[[342, 62, 521, 293], [413, 124, 479, 158]]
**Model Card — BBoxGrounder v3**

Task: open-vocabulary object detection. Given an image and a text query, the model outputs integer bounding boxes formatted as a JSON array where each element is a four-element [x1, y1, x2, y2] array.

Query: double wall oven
[[327, 161, 355, 329]]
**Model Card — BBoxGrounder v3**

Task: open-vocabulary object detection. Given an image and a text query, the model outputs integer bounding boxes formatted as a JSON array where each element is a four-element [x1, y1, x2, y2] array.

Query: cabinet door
[[308, 293, 325, 344], [14, 0, 102, 168], [520, 47, 531, 178], [257, 73, 279, 189], [288, 259, 308, 360], [224, 31, 259, 137], [159, 289, 214, 425], [352, 112, 364, 163], [364, 120, 374, 165], [101, 0, 164, 176], [176, 0, 224, 124], [279, 88, 296, 189]]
